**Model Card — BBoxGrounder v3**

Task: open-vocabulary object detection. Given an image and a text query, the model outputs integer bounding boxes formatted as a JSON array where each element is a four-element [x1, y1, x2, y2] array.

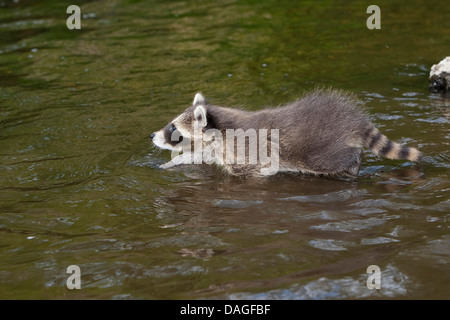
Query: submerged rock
[[429, 56, 450, 93]]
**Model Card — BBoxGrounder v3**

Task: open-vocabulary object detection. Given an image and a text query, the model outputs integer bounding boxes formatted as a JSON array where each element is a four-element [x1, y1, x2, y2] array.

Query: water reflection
[[124, 158, 445, 298]]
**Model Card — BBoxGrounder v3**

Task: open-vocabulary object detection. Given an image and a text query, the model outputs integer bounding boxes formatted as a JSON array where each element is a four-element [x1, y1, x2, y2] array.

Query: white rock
[[429, 56, 450, 93], [429, 56, 450, 77]]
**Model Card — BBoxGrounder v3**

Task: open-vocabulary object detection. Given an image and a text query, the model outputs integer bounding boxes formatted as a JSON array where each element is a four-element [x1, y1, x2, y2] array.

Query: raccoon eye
[[169, 124, 176, 133]]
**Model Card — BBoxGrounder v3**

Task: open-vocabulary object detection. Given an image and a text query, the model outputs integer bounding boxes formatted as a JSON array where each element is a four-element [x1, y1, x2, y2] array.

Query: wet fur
[[151, 88, 421, 178]]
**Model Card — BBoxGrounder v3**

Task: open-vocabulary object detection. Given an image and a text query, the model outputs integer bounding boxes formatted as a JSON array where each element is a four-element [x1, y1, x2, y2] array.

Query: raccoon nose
[[150, 133, 155, 140]]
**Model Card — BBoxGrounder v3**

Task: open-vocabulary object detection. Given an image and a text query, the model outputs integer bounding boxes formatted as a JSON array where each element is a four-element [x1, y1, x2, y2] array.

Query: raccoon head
[[150, 93, 210, 152]]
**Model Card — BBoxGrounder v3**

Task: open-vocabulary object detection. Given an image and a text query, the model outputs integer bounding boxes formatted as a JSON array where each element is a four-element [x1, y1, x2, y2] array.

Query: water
[[0, 0, 449, 299]]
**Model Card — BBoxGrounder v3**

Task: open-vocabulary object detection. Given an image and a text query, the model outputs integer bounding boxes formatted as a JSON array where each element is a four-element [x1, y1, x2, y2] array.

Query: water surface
[[0, 0, 449, 299]]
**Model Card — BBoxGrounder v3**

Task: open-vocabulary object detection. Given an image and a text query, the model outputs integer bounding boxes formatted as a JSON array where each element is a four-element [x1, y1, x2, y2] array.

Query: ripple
[[309, 239, 355, 251], [213, 199, 263, 209], [363, 92, 385, 99], [360, 237, 400, 245], [224, 264, 414, 299], [350, 199, 421, 211], [127, 152, 163, 168], [309, 215, 399, 232], [59, 239, 132, 253], [376, 114, 404, 121], [42, 261, 206, 290], [415, 116, 449, 124], [278, 189, 367, 203], [398, 235, 450, 265], [402, 92, 422, 97]]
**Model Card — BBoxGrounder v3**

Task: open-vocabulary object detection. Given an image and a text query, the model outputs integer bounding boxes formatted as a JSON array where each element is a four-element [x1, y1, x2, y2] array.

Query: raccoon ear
[[194, 105, 207, 127], [193, 92, 206, 106]]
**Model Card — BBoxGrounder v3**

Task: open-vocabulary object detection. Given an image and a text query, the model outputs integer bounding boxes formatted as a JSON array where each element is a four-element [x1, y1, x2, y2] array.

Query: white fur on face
[[153, 92, 208, 156], [152, 130, 182, 152]]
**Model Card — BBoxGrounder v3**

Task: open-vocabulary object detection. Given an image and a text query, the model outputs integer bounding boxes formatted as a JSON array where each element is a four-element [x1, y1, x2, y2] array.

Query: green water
[[0, 0, 449, 299]]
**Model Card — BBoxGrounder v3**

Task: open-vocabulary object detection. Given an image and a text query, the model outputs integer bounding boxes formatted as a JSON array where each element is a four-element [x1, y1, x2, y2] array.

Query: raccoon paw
[[159, 161, 175, 169]]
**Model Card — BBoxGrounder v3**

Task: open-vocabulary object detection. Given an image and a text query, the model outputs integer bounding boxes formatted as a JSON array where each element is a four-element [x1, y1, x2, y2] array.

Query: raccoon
[[150, 88, 421, 178]]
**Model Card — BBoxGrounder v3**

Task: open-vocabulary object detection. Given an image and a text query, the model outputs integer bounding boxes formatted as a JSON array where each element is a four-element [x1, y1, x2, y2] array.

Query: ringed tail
[[363, 126, 421, 161]]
